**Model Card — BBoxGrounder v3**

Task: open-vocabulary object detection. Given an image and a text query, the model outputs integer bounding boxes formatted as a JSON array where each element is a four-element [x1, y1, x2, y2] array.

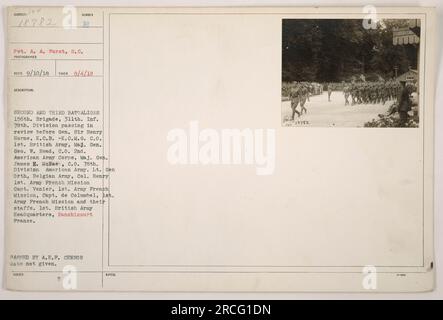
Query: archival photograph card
[[4, 6, 436, 292]]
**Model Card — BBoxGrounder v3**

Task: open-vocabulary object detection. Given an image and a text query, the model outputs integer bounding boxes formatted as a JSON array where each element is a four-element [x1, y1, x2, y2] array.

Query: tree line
[[282, 19, 418, 83]]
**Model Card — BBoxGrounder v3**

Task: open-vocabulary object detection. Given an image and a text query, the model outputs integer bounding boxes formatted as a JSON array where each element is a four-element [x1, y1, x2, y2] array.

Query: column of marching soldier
[[282, 80, 405, 120], [342, 80, 403, 106]]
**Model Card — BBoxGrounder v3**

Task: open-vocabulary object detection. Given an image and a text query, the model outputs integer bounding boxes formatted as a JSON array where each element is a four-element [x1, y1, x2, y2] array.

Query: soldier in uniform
[[374, 82, 381, 104], [282, 82, 290, 99], [327, 83, 333, 102], [398, 81, 403, 98], [363, 83, 370, 104], [343, 82, 351, 106], [306, 82, 312, 102], [381, 81, 388, 105], [387, 79, 394, 100], [289, 82, 301, 120], [368, 83, 375, 104], [398, 81, 412, 127], [356, 83, 363, 104], [299, 83, 309, 115], [350, 82, 358, 105]]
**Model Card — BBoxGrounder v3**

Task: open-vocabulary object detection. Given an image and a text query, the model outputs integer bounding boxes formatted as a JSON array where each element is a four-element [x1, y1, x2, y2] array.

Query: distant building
[[393, 19, 420, 45], [393, 19, 420, 94], [396, 69, 418, 83]]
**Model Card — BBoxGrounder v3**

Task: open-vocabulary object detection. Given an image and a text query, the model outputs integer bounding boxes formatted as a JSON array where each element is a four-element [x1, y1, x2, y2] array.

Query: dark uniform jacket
[[398, 87, 412, 112]]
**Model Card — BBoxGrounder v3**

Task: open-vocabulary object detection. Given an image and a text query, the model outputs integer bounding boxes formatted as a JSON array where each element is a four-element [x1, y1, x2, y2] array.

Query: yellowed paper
[[5, 6, 436, 292]]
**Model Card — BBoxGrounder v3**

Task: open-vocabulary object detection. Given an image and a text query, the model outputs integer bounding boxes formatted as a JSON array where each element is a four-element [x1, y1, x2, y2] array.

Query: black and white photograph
[[282, 18, 421, 127]]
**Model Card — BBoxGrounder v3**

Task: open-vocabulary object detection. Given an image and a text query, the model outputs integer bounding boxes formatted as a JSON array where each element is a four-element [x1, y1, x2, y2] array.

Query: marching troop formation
[[342, 80, 404, 106], [282, 82, 322, 119], [282, 80, 415, 121]]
